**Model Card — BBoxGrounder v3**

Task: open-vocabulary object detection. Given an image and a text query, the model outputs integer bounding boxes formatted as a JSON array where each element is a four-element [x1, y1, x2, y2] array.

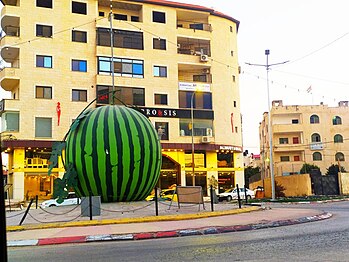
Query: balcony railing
[[177, 21, 212, 32], [3, 26, 20, 37], [24, 158, 48, 168]]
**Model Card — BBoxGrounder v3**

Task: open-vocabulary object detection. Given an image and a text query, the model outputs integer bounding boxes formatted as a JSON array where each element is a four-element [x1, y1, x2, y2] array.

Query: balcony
[[1, 15, 20, 37], [0, 98, 20, 113], [177, 37, 211, 56], [272, 124, 303, 134], [176, 9, 211, 37], [24, 158, 48, 169], [0, 66, 20, 91], [1, 0, 19, 6]]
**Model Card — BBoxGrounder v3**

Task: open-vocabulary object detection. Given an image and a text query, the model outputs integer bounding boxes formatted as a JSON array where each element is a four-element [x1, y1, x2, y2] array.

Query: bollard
[[35, 195, 38, 209], [155, 187, 159, 216], [236, 184, 241, 208], [210, 185, 214, 212], [19, 198, 34, 225], [244, 184, 248, 204]]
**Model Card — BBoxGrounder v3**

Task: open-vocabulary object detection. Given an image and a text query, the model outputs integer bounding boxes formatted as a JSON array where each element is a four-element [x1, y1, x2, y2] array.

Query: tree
[[244, 166, 261, 186], [300, 163, 320, 174], [326, 164, 346, 176], [275, 181, 286, 198]]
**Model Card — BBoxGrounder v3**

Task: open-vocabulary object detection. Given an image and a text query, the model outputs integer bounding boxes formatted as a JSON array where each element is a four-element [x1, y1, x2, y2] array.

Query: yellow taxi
[[146, 188, 178, 202]]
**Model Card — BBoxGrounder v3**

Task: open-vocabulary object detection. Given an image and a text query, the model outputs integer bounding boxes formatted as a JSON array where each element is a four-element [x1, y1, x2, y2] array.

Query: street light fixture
[[246, 50, 289, 200]]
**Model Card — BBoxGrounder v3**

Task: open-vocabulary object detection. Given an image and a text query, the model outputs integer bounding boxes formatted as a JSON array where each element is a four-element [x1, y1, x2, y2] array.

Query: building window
[[153, 11, 166, 23], [334, 134, 343, 143], [311, 133, 321, 142], [293, 137, 299, 144], [232, 75, 236, 82], [153, 38, 166, 50], [72, 30, 87, 43], [36, 55, 52, 68], [280, 156, 290, 162], [279, 138, 288, 144], [36, 86, 52, 99], [153, 66, 167, 77], [72, 89, 87, 101], [154, 94, 168, 105], [179, 91, 212, 110], [193, 74, 210, 82], [179, 119, 213, 137], [313, 152, 322, 161], [235, 126, 238, 133], [35, 117, 52, 138], [335, 152, 345, 161], [36, 0, 52, 8], [131, 16, 139, 22], [97, 28, 143, 50], [294, 156, 300, 161], [96, 85, 145, 106], [3, 112, 19, 132], [310, 114, 319, 124], [72, 59, 87, 72], [230, 26, 233, 32], [333, 116, 342, 125], [114, 14, 127, 20], [155, 122, 169, 140], [99, 11, 105, 17], [231, 51, 234, 56], [36, 24, 52, 37], [292, 119, 299, 124], [233, 101, 237, 107], [98, 57, 143, 78], [72, 1, 87, 15]]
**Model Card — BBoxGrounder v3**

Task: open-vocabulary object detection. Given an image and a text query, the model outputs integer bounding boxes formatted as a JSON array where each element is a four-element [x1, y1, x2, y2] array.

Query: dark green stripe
[[103, 106, 114, 202], [119, 107, 135, 201], [113, 107, 124, 201]]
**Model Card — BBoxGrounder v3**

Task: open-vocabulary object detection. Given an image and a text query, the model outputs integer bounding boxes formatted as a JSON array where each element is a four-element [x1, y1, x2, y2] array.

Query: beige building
[[259, 100, 349, 178], [0, 0, 243, 200]]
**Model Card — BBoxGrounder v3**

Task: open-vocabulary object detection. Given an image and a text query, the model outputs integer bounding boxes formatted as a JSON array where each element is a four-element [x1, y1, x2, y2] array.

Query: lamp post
[[246, 50, 289, 200], [191, 91, 195, 186]]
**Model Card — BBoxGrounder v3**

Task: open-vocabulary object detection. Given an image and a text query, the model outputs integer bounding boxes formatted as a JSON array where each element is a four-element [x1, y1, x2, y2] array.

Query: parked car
[[218, 187, 255, 202], [146, 188, 178, 202], [40, 192, 81, 208]]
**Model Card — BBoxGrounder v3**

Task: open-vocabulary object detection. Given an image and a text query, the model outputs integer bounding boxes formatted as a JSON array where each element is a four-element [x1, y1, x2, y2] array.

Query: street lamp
[[191, 91, 196, 186], [246, 50, 289, 200]]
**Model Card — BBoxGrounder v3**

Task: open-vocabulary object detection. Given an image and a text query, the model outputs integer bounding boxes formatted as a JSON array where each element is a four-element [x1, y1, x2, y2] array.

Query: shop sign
[[178, 82, 211, 92], [140, 108, 177, 118], [219, 145, 242, 152]]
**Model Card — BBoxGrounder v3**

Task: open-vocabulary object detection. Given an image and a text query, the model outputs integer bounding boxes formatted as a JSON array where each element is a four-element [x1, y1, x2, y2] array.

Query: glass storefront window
[[185, 172, 207, 196], [218, 172, 235, 193], [179, 119, 213, 137]]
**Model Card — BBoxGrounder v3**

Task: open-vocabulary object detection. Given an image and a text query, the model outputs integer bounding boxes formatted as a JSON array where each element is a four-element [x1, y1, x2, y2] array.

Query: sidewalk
[[6, 201, 332, 247]]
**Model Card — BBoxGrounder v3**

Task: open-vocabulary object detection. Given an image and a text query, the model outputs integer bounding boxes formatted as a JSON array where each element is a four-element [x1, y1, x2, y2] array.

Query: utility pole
[[246, 50, 289, 200], [109, 0, 115, 105]]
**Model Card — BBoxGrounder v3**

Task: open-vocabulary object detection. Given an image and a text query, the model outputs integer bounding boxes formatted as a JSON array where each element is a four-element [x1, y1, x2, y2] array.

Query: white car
[[218, 188, 255, 201], [40, 192, 81, 208]]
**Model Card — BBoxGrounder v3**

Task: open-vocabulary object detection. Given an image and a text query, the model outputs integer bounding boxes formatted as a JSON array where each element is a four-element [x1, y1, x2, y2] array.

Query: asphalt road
[[8, 201, 349, 262]]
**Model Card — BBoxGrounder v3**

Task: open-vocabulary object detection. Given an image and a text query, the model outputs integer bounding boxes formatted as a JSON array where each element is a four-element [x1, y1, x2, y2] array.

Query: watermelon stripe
[[108, 107, 118, 201], [95, 106, 108, 201], [113, 107, 124, 201], [74, 115, 93, 195], [103, 106, 114, 202], [128, 110, 148, 200], [81, 110, 99, 195], [136, 114, 158, 200], [120, 107, 135, 201], [123, 108, 143, 201]]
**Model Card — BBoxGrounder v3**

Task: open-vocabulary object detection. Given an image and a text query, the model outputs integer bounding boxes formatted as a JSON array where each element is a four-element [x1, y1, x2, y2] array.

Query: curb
[[7, 212, 332, 247], [7, 206, 261, 232]]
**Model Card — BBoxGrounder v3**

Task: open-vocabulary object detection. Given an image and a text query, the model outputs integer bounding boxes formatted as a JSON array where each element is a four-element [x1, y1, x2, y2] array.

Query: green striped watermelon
[[65, 105, 162, 202]]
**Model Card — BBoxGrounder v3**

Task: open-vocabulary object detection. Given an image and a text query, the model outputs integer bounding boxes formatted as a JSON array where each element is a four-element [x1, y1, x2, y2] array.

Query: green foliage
[[53, 163, 78, 203], [69, 108, 92, 133], [244, 166, 261, 186], [326, 164, 346, 176], [275, 181, 286, 198], [48, 142, 65, 176], [300, 163, 320, 174]]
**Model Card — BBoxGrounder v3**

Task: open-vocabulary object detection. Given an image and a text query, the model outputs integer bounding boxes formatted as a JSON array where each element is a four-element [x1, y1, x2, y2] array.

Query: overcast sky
[[175, 0, 349, 154]]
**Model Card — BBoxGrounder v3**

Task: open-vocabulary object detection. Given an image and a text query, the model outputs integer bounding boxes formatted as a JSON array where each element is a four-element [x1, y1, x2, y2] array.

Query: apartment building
[[0, 0, 243, 200], [259, 100, 349, 178]]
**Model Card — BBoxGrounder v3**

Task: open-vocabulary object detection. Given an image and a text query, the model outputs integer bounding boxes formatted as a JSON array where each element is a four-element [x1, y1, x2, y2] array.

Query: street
[[8, 201, 349, 262]]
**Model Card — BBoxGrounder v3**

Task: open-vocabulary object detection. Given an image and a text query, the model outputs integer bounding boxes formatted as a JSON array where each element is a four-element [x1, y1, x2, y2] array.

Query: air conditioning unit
[[201, 136, 210, 143], [206, 128, 213, 137], [202, 68, 210, 74], [200, 54, 209, 62]]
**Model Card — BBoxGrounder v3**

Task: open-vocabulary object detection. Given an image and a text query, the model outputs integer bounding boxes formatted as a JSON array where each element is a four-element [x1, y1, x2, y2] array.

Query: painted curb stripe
[[38, 236, 86, 245], [7, 239, 38, 247], [133, 233, 155, 240], [154, 231, 178, 238], [111, 234, 134, 240], [86, 235, 113, 242]]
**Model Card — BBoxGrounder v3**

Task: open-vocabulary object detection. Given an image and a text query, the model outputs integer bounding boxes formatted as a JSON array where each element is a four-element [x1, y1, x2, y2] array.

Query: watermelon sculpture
[[64, 105, 162, 202]]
